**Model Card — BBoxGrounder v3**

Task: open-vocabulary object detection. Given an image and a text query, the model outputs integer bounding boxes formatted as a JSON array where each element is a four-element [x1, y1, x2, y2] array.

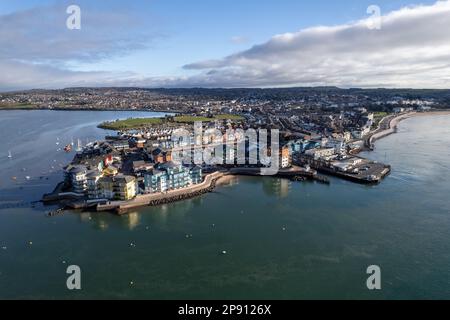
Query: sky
[[0, 0, 449, 91]]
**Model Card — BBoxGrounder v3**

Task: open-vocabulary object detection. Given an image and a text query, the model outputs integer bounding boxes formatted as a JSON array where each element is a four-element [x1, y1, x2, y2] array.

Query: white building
[[305, 148, 336, 160], [67, 165, 88, 194]]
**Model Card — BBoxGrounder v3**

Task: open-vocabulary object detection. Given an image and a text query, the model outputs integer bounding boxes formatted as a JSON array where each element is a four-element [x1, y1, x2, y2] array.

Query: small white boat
[[76, 139, 83, 152], [8, 151, 12, 158]]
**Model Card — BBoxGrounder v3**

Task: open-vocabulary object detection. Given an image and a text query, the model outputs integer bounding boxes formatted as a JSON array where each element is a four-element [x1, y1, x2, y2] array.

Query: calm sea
[[0, 110, 449, 299]]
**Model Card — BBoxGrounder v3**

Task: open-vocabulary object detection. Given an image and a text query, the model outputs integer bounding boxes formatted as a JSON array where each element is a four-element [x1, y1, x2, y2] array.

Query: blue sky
[[0, 0, 448, 89]]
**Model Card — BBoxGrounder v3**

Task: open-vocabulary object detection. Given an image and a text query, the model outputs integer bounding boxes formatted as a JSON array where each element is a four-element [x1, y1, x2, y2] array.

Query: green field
[[0, 103, 35, 110], [173, 116, 215, 123], [99, 114, 244, 130], [98, 117, 164, 130], [374, 112, 389, 118], [373, 112, 390, 127]]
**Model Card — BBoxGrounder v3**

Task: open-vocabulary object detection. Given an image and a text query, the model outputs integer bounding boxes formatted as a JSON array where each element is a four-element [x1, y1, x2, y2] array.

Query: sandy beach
[[369, 110, 450, 146]]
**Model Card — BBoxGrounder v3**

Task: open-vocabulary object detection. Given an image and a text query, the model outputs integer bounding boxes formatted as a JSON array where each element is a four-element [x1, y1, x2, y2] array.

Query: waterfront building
[[325, 139, 346, 154], [85, 175, 137, 200], [144, 170, 168, 193], [305, 148, 336, 160], [111, 175, 137, 200], [188, 166, 203, 184], [287, 140, 320, 154], [161, 162, 189, 190], [144, 162, 203, 194], [86, 171, 103, 199], [66, 165, 88, 193], [280, 146, 291, 169], [98, 177, 115, 200]]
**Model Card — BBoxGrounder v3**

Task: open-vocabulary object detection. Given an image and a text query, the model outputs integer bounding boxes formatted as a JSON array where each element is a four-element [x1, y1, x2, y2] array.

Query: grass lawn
[[372, 112, 391, 128], [99, 114, 245, 130], [0, 103, 35, 110], [98, 117, 164, 130]]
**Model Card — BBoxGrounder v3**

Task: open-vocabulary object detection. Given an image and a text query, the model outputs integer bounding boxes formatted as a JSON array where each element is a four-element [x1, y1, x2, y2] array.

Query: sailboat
[[76, 139, 83, 152], [8, 150, 12, 158]]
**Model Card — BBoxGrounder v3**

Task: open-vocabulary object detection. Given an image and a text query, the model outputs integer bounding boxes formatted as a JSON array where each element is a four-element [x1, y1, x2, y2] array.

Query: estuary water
[[0, 110, 449, 299]]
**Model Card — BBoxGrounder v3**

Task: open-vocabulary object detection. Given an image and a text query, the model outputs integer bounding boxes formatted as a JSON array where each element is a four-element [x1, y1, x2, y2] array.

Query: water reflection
[[262, 178, 291, 199], [74, 196, 206, 231], [217, 175, 240, 188], [77, 211, 141, 230]]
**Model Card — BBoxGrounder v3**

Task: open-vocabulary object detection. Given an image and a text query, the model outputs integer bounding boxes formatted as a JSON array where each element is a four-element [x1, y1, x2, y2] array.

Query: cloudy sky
[[0, 0, 449, 91]]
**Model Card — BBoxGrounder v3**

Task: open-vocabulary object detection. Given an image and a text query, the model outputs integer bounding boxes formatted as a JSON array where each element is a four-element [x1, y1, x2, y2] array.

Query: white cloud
[[0, 4, 156, 63], [0, 60, 136, 91], [2, 1, 450, 90], [181, 0, 450, 88], [0, 2, 159, 91]]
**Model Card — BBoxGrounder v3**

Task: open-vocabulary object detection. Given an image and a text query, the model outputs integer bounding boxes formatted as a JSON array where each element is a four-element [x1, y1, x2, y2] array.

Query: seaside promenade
[[366, 113, 415, 149]]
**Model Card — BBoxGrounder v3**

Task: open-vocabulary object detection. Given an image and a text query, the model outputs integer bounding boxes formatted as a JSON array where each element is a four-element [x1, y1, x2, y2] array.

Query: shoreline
[[368, 110, 450, 148], [0, 106, 182, 113]]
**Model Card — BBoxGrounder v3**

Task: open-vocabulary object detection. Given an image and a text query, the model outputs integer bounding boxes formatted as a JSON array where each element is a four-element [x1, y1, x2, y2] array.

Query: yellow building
[[111, 175, 137, 201], [103, 166, 119, 177], [96, 175, 136, 200]]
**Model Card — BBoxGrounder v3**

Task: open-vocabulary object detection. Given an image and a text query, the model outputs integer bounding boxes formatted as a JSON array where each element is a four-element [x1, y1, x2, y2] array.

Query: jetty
[[296, 155, 390, 185], [229, 166, 330, 184]]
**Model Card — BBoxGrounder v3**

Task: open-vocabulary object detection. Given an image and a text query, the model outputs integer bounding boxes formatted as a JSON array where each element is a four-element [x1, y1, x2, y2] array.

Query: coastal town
[[32, 87, 446, 215], [0, 87, 444, 113]]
